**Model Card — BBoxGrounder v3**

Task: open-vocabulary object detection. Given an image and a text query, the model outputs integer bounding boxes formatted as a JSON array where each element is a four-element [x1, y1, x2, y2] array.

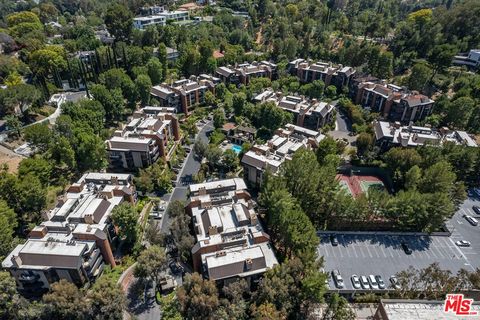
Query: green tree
[[427, 44, 457, 80], [407, 63, 432, 92], [168, 200, 194, 263], [86, 276, 126, 320], [104, 4, 133, 42], [18, 157, 52, 186], [445, 97, 475, 129], [177, 273, 220, 320], [146, 57, 163, 85], [134, 245, 167, 285], [356, 132, 373, 157], [404, 165, 422, 190], [213, 107, 226, 129], [111, 203, 138, 244], [232, 92, 247, 116], [0, 201, 17, 259], [316, 136, 338, 164], [48, 136, 76, 168], [325, 85, 337, 98], [135, 74, 152, 106], [323, 293, 355, 320], [5, 115, 22, 138], [42, 280, 88, 319], [223, 149, 239, 172], [23, 123, 52, 152], [74, 131, 107, 171], [90, 84, 125, 122]]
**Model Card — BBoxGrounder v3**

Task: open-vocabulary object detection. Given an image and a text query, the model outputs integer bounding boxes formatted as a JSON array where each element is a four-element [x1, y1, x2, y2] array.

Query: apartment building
[[373, 120, 478, 150], [186, 178, 278, 287], [288, 58, 356, 89], [106, 108, 180, 170], [215, 61, 277, 86], [133, 8, 189, 30], [254, 89, 334, 130], [242, 124, 325, 186], [353, 79, 434, 123], [150, 76, 218, 114], [2, 173, 136, 295]]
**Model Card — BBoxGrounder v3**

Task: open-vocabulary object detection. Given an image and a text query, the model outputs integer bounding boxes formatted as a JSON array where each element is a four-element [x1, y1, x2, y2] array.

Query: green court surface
[[360, 181, 385, 194]]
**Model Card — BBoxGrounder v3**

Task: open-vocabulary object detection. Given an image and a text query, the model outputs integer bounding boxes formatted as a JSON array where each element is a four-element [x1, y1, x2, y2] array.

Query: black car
[[401, 242, 412, 255], [169, 261, 184, 275], [473, 206, 480, 215], [330, 235, 339, 246]]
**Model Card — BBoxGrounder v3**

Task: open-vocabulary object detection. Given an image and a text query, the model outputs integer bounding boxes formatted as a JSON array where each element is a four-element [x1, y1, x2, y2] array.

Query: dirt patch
[[0, 145, 24, 173]]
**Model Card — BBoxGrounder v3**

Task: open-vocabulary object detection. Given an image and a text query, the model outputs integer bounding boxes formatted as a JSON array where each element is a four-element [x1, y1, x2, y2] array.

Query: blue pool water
[[231, 144, 242, 154]]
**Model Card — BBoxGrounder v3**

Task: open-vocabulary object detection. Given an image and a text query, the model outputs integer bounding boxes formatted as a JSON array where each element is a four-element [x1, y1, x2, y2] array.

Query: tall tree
[[104, 4, 133, 42], [134, 245, 167, 284], [177, 273, 220, 320], [111, 203, 138, 244]]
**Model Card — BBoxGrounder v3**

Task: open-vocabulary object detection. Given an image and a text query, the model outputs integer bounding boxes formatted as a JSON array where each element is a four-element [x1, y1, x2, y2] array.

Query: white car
[[368, 275, 379, 290], [360, 275, 370, 289], [332, 270, 344, 289], [456, 240, 471, 247], [464, 215, 478, 226], [149, 211, 163, 220], [351, 274, 361, 289]]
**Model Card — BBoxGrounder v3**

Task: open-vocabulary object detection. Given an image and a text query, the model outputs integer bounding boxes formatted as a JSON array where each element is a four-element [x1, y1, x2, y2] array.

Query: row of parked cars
[[331, 270, 401, 290]]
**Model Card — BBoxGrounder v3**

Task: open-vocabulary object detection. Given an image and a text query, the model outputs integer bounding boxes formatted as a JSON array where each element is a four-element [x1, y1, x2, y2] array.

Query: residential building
[[221, 123, 257, 145], [373, 120, 478, 150], [133, 10, 189, 29], [2, 173, 136, 295], [166, 47, 179, 61], [452, 49, 480, 70], [373, 299, 480, 320], [288, 58, 356, 89], [242, 124, 325, 186], [254, 90, 335, 130], [186, 178, 278, 287], [354, 80, 434, 123], [106, 108, 180, 170], [150, 76, 217, 114], [215, 61, 277, 86]]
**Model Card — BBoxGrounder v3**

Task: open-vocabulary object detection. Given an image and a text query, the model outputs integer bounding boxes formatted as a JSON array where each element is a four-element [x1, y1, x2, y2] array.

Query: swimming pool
[[231, 144, 242, 154]]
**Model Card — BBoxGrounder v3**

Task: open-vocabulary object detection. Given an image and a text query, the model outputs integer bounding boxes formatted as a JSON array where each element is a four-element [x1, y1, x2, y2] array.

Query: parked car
[[149, 211, 163, 220], [390, 276, 400, 289], [376, 275, 386, 289], [330, 234, 339, 246], [368, 275, 379, 290], [473, 206, 480, 215], [332, 270, 344, 289], [464, 214, 479, 226], [456, 240, 472, 247], [360, 275, 370, 289], [401, 242, 412, 255], [351, 274, 361, 289], [169, 261, 185, 275]]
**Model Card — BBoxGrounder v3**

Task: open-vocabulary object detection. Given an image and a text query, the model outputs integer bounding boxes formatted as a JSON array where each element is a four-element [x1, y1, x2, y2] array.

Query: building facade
[[353, 80, 434, 123], [106, 108, 181, 170], [373, 120, 478, 150], [241, 124, 325, 186], [288, 58, 356, 89], [2, 173, 136, 295], [215, 61, 277, 86], [150, 76, 218, 114], [186, 178, 278, 287], [133, 9, 189, 29], [254, 89, 335, 130]]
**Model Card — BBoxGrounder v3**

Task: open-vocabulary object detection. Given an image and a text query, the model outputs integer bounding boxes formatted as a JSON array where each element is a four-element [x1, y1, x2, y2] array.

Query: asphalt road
[[160, 120, 214, 232]]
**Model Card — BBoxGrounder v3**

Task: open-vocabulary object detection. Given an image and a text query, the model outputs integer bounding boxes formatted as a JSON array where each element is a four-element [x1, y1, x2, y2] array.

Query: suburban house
[[106, 108, 181, 170], [288, 58, 356, 89], [186, 178, 278, 287], [242, 124, 325, 186], [2, 173, 136, 295], [373, 120, 478, 150], [452, 49, 480, 70], [133, 7, 189, 29], [353, 79, 434, 123], [215, 61, 277, 86], [254, 90, 335, 130], [150, 76, 217, 114]]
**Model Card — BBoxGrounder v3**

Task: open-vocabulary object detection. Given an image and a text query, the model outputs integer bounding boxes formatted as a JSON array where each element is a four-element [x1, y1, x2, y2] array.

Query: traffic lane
[[319, 233, 472, 291]]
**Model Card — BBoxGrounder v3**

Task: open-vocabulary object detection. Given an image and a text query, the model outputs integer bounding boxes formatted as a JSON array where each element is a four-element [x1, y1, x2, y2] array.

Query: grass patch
[[46, 185, 64, 210]]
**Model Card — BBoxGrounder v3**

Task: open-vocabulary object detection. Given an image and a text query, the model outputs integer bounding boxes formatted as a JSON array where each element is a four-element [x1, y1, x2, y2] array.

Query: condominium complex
[[241, 124, 325, 186], [2, 173, 136, 295], [186, 178, 278, 287], [373, 120, 478, 150], [133, 7, 189, 29], [215, 61, 277, 86], [352, 78, 434, 123], [150, 76, 218, 114], [254, 89, 335, 130], [288, 58, 356, 89], [106, 108, 181, 170]]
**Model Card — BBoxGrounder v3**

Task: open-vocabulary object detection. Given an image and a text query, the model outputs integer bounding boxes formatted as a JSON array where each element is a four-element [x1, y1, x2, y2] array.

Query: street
[[328, 103, 357, 146]]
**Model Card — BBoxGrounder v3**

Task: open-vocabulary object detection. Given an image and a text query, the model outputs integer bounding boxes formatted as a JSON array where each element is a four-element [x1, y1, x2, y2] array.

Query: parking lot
[[319, 232, 473, 293]]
